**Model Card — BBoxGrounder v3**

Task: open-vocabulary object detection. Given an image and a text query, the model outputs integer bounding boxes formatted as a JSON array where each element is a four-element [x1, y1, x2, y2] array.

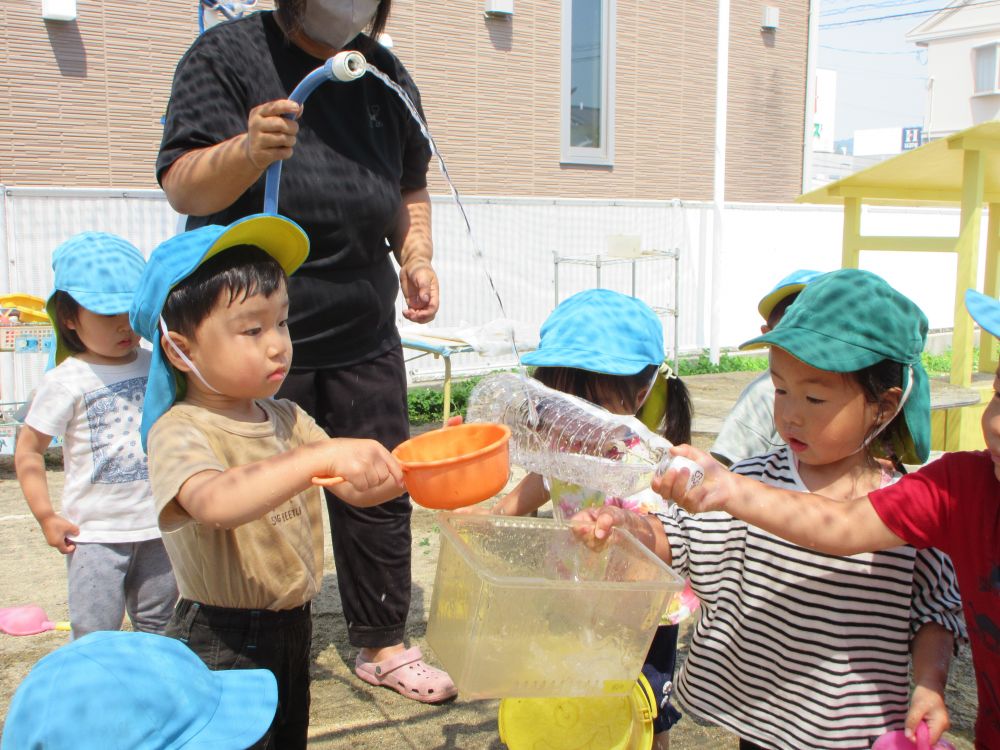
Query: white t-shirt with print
[[24, 349, 159, 543]]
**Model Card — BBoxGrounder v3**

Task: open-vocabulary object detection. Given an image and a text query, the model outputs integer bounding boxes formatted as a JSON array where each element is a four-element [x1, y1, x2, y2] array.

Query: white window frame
[[972, 42, 1000, 96], [561, 0, 616, 166]]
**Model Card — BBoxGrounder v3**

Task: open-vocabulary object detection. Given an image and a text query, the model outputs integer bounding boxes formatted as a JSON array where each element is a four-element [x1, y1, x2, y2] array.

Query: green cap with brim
[[741, 268, 930, 464]]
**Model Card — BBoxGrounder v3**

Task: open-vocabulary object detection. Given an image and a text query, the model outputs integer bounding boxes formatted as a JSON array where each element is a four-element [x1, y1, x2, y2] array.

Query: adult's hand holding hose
[[244, 99, 301, 171]]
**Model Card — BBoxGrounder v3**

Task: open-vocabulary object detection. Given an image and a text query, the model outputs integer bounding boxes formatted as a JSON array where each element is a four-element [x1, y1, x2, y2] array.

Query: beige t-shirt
[[147, 399, 329, 610]]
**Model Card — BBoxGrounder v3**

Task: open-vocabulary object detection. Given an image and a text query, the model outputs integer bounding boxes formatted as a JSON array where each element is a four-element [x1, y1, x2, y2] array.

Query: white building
[[908, 0, 1000, 139]]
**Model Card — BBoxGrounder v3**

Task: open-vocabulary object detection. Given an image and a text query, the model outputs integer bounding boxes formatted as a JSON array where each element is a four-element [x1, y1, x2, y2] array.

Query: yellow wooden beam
[[980, 204, 1000, 374], [828, 185, 1000, 203], [842, 197, 861, 268], [952, 149, 986, 387], [948, 135, 1000, 152], [855, 236, 957, 252]]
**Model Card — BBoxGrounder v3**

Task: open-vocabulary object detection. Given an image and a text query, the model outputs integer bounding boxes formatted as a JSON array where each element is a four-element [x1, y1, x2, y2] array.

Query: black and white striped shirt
[[655, 448, 966, 750]]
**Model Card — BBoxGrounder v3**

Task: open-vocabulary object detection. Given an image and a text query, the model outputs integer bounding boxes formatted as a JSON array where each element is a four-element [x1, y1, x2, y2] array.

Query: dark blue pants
[[166, 598, 312, 750], [643, 624, 682, 733]]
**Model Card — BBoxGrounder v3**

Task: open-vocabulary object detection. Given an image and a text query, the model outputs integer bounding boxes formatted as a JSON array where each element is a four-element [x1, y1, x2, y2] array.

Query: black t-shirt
[[157, 12, 431, 368]]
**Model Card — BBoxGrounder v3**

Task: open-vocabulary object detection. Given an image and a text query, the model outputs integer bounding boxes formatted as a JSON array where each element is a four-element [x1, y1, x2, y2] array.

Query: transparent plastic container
[[426, 514, 684, 699]]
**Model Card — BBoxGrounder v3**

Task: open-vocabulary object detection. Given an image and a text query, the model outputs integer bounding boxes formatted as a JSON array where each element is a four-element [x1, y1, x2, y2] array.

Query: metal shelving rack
[[552, 248, 680, 371]]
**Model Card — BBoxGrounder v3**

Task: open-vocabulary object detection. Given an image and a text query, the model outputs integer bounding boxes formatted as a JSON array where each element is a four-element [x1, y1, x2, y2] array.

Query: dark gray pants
[[278, 345, 412, 649], [167, 598, 312, 750], [66, 538, 177, 639]]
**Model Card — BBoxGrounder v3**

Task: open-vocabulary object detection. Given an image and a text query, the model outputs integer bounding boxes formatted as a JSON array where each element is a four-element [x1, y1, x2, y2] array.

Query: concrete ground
[[0, 371, 978, 749]]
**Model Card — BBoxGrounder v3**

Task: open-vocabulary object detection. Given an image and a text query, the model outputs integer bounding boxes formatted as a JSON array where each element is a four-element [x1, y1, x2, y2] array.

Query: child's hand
[[570, 506, 634, 550], [652, 445, 732, 513], [317, 438, 405, 506], [39, 514, 79, 554], [906, 684, 951, 745]]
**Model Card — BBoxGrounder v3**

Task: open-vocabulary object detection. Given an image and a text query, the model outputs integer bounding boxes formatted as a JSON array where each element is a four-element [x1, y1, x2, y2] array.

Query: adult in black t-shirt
[[156, 0, 455, 722]]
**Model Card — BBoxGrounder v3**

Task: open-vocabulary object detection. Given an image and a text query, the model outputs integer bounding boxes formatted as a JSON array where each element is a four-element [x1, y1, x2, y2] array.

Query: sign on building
[[902, 126, 923, 151]]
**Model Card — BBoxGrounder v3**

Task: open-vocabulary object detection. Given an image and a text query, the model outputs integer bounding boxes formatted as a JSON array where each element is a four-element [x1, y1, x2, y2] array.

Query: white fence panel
[[0, 187, 989, 403], [0, 188, 182, 405]]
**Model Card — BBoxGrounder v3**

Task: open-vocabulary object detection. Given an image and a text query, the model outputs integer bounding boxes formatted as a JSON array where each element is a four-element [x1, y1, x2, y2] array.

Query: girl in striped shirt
[[577, 269, 965, 750]]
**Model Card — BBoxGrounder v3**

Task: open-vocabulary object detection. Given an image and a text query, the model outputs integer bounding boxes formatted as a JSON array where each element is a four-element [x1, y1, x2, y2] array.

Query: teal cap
[[742, 268, 930, 464]]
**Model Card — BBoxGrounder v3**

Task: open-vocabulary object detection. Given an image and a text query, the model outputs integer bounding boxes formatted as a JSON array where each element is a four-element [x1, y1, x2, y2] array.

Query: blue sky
[[819, 0, 945, 141]]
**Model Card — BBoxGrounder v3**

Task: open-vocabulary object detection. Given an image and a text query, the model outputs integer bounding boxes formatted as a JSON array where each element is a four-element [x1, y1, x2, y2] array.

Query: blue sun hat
[[757, 269, 826, 322], [742, 268, 930, 464], [966, 289, 1000, 339], [1, 630, 277, 750], [45, 232, 146, 366], [130, 214, 309, 449], [522, 289, 664, 375]]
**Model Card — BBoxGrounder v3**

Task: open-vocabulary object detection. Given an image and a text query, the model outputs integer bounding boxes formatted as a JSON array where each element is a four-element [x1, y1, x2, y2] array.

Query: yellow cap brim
[[757, 283, 808, 321], [203, 214, 309, 275]]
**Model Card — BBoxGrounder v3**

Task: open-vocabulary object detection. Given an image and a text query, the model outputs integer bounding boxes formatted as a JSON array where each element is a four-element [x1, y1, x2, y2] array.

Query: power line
[[820, 44, 924, 54], [820, 0, 1000, 28], [821, 0, 941, 18]]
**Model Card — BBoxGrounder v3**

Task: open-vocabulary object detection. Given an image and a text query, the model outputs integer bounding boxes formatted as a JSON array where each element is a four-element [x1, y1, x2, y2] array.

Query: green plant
[[406, 374, 488, 425], [677, 350, 769, 376], [921, 350, 952, 376]]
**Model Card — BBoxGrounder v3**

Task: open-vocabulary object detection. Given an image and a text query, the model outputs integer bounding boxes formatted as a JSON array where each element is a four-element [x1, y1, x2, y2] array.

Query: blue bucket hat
[[45, 232, 146, 366], [742, 268, 930, 464], [966, 289, 1000, 339], [1, 630, 277, 750], [130, 214, 309, 449], [757, 269, 825, 322], [521, 289, 664, 375]]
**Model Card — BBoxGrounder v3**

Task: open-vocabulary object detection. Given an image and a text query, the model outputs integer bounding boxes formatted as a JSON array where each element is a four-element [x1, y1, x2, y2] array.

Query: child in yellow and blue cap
[[651, 286, 999, 750], [471, 288, 693, 749], [129, 214, 408, 748], [15, 232, 178, 640], [711, 268, 825, 466]]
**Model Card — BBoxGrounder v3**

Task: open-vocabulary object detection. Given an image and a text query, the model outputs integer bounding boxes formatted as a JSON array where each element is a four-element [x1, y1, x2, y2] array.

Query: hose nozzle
[[327, 50, 367, 82]]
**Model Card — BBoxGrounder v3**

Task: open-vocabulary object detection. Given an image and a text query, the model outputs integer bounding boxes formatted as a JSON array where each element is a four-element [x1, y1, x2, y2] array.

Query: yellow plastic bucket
[[498, 680, 655, 750]]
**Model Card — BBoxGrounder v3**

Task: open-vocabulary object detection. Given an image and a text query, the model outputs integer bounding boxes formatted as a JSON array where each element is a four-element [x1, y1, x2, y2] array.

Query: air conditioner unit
[[762, 6, 780, 30], [42, 0, 76, 21], [484, 0, 514, 19]]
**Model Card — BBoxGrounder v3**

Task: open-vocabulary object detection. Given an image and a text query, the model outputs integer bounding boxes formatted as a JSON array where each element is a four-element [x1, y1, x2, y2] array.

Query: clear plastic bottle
[[467, 373, 701, 498]]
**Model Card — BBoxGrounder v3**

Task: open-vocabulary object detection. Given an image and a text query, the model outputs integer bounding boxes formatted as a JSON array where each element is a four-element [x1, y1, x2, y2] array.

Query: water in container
[[426, 514, 684, 699]]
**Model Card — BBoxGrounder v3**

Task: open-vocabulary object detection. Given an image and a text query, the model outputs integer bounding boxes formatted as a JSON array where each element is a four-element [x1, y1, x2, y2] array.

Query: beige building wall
[[725, 2, 809, 202], [1, 0, 807, 202], [0, 0, 229, 188]]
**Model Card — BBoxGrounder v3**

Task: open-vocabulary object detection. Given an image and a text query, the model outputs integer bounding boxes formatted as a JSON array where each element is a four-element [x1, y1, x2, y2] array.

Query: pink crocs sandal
[[355, 646, 457, 704]]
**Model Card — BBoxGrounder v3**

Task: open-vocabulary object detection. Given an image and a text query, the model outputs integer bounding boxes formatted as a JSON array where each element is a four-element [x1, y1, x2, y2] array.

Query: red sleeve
[[869, 454, 958, 552]]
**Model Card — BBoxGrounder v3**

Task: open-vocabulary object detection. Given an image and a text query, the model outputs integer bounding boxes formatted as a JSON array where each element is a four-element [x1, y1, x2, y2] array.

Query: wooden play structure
[[798, 121, 1000, 450]]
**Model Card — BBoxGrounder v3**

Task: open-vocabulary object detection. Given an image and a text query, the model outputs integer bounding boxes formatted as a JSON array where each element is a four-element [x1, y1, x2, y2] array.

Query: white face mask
[[301, 0, 380, 50], [159, 317, 222, 396]]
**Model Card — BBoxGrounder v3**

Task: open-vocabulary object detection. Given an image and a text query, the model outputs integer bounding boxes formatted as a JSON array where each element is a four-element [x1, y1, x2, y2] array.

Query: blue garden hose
[[198, 0, 257, 34], [262, 51, 368, 215]]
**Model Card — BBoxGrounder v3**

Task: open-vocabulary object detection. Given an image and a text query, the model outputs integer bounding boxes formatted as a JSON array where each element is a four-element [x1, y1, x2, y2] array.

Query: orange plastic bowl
[[392, 423, 511, 509]]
